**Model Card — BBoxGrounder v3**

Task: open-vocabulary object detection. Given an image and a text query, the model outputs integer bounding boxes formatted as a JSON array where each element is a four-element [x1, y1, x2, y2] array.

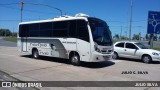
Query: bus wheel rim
[[34, 52, 38, 58], [72, 56, 78, 63]]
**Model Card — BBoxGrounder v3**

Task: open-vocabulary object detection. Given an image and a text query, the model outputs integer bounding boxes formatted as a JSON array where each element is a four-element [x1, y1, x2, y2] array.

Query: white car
[[112, 41, 160, 63]]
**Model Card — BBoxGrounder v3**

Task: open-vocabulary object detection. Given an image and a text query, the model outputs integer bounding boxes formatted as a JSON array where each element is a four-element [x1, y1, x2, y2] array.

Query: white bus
[[17, 13, 113, 65]]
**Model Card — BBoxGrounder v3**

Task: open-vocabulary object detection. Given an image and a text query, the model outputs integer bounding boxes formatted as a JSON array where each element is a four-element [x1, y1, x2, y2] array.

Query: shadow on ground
[[21, 55, 115, 68]]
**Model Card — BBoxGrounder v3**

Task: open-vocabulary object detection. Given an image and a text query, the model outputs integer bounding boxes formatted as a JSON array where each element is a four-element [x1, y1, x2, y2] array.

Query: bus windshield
[[88, 18, 113, 46]]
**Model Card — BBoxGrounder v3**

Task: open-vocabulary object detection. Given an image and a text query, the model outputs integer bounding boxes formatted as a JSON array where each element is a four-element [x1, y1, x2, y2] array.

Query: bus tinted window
[[77, 20, 89, 42], [19, 24, 29, 37], [53, 21, 68, 37], [40, 22, 52, 30], [40, 22, 52, 37], [68, 20, 76, 37], [29, 23, 39, 37]]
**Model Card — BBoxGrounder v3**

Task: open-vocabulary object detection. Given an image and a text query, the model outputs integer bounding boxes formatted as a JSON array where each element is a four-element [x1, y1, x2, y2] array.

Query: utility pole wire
[[20, 2, 63, 22], [23, 2, 63, 16], [0, 3, 19, 5], [0, 2, 63, 16], [0, 5, 60, 15]]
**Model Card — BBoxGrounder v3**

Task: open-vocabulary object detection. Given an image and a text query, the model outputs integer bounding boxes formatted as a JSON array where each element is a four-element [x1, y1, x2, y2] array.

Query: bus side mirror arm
[[50, 44, 55, 49]]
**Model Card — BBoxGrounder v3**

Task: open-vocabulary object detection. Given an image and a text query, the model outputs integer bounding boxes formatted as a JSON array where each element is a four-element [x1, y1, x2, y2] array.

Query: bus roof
[[19, 13, 89, 25]]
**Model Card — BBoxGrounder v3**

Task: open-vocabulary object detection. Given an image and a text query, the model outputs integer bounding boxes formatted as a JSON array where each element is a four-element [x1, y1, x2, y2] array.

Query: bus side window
[[19, 24, 29, 37], [68, 20, 76, 37], [39, 22, 52, 37], [77, 20, 90, 42], [53, 21, 68, 37], [29, 23, 39, 37]]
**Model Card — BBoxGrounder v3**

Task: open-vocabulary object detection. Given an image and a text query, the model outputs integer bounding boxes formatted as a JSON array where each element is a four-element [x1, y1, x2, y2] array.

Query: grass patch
[[3, 37, 17, 42], [153, 46, 160, 51]]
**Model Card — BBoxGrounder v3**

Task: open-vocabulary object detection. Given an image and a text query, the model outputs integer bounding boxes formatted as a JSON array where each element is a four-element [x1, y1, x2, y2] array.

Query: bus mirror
[[50, 44, 54, 49]]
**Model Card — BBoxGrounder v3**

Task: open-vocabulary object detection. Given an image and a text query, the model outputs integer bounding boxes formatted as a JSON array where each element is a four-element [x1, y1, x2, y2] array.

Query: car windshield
[[88, 17, 113, 46], [135, 43, 148, 49]]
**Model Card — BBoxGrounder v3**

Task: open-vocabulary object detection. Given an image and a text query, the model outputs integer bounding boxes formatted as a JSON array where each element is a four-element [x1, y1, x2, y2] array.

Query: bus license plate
[[103, 56, 111, 60]]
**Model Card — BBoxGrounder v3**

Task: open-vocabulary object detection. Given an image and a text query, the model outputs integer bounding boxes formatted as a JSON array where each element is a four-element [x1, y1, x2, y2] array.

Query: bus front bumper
[[90, 52, 113, 62]]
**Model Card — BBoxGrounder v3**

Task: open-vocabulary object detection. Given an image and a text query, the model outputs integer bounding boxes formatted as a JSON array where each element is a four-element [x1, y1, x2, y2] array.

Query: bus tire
[[70, 52, 80, 66], [32, 49, 39, 59]]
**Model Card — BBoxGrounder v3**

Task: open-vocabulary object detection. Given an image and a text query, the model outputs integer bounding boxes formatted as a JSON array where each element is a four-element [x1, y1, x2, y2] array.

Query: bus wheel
[[32, 49, 39, 59], [70, 53, 80, 66]]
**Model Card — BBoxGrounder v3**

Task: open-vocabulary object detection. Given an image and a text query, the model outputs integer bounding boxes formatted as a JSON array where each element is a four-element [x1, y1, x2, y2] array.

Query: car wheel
[[142, 55, 152, 64], [70, 53, 80, 66], [32, 49, 39, 59], [112, 52, 118, 59]]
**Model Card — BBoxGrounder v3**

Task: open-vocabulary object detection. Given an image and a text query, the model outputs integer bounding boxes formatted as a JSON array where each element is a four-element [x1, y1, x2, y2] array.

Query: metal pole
[[21, 8, 22, 22], [138, 26, 141, 41], [150, 34, 154, 49], [129, 0, 133, 40], [125, 31, 127, 40], [139, 32, 141, 41], [120, 26, 122, 40], [20, 2, 24, 22]]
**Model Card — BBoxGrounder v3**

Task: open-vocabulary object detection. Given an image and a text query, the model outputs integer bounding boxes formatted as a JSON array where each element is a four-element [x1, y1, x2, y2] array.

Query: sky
[[0, 0, 160, 38]]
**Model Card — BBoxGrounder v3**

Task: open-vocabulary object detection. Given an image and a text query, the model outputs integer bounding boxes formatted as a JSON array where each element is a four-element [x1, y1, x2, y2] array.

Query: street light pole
[[12, 28, 14, 37], [129, 0, 133, 40], [120, 26, 122, 40], [20, 2, 24, 22]]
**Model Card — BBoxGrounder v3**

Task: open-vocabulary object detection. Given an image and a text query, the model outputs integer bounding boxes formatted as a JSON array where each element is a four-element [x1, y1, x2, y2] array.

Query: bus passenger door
[[20, 24, 28, 52], [77, 39, 90, 61], [22, 37, 27, 52], [76, 20, 90, 61]]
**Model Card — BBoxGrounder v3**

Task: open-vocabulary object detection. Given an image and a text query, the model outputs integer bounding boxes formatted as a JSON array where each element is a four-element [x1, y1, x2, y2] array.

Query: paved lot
[[0, 38, 160, 90], [0, 37, 16, 47]]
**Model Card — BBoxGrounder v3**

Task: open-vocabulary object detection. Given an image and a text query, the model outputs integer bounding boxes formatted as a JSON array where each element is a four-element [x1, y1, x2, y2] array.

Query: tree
[[121, 36, 128, 40], [145, 34, 149, 40], [113, 34, 119, 40], [5, 29, 12, 36], [12, 32, 17, 37], [0, 29, 12, 36], [132, 34, 140, 40], [0, 29, 5, 36], [153, 34, 157, 41]]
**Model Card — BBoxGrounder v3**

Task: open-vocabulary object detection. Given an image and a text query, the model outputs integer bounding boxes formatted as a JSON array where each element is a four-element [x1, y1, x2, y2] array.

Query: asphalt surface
[[0, 38, 38, 90], [0, 37, 16, 47], [0, 38, 160, 90], [0, 71, 37, 90]]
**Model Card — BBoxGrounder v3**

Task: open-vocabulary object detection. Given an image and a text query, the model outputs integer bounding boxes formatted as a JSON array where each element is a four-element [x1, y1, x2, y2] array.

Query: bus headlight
[[94, 45, 101, 53]]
